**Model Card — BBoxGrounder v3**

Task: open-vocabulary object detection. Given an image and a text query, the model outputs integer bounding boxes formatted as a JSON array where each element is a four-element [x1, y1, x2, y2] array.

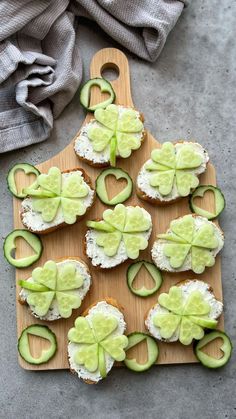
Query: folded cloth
[[0, 0, 186, 153]]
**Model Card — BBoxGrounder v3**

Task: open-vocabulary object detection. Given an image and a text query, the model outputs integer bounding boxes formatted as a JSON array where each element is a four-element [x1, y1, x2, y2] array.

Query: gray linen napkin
[[0, 0, 186, 153]]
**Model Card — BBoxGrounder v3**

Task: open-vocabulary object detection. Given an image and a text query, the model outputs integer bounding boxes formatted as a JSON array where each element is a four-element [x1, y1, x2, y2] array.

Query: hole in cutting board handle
[[101, 63, 120, 81]]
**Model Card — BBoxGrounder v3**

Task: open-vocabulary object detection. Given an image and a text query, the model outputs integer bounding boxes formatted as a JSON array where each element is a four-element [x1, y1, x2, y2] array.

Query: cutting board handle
[[89, 48, 134, 107]]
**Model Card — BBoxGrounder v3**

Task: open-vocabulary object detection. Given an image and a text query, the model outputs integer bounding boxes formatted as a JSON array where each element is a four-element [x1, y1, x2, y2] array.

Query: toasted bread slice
[[20, 168, 95, 234]]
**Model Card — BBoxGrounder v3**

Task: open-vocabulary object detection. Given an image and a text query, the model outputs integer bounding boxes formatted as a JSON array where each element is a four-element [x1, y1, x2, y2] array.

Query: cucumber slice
[[189, 185, 225, 220], [86, 220, 115, 232], [127, 261, 162, 297], [18, 324, 57, 365], [96, 168, 133, 206], [7, 163, 40, 199], [124, 332, 158, 372], [18, 280, 49, 292], [79, 78, 116, 112], [3, 229, 43, 268], [189, 316, 217, 329], [98, 345, 107, 378], [110, 136, 117, 167], [194, 331, 232, 368]]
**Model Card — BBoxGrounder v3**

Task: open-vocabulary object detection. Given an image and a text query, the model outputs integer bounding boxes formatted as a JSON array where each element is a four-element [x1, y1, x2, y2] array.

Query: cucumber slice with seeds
[[124, 332, 158, 372], [18, 324, 57, 365], [80, 78, 116, 112], [7, 163, 40, 199], [96, 168, 133, 206], [18, 280, 49, 292], [194, 331, 232, 368], [3, 229, 43, 268], [127, 261, 163, 297], [189, 185, 225, 220]]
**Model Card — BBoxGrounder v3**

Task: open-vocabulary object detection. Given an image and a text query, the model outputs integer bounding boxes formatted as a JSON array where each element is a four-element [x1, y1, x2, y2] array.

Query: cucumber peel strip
[[189, 185, 225, 220], [124, 332, 159, 372], [3, 229, 43, 268], [7, 163, 40, 199], [127, 261, 163, 297], [96, 168, 133, 206], [79, 78, 116, 112], [18, 280, 49, 292], [194, 330, 232, 368], [18, 324, 57, 365]]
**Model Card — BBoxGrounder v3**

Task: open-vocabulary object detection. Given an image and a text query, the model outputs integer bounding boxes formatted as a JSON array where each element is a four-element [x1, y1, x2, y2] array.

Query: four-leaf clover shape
[[158, 215, 219, 274], [145, 142, 204, 196], [26, 261, 84, 318], [87, 204, 152, 259], [68, 313, 128, 376], [87, 104, 144, 166], [153, 286, 217, 345], [28, 167, 89, 224]]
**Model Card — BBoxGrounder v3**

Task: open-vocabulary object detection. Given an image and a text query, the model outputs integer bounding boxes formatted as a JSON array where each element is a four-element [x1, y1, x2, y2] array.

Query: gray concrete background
[[0, 1, 235, 418]]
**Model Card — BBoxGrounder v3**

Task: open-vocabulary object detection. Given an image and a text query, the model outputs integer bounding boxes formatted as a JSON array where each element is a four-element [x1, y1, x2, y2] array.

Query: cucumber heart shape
[[176, 171, 199, 197], [32, 260, 57, 290], [27, 291, 55, 317], [37, 167, 61, 195], [61, 173, 88, 198], [179, 317, 204, 345], [74, 343, 99, 372], [176, 145, 203, 169], [183, 290, 210, 315], [192, 224, 219, 249], [61, 197, 86, 224], [151, 142, 176, 169], [56, 264, 84, 291], [68, 317, 95, 344], [103, 204, 126, 231], [88, 125, 113, 152], [124, 207, 151, 232], [96, 231, 122, 257], [100, 335, 128, 361], [123, 234, 148, 259], [150, 170, 175, 195], [153, 313, 181, 339], [158, 286, 184, 315], [170, 215, 194, 243], [33, 197, 61, 222], [163, 243, 191, 268], [191, 246, 215, 274], [91, 313, 118, 342], [117, 109, 143, 133], [56, 291, 81, 318], [94, 105, 119, 130], [116, 133, 141, 158]]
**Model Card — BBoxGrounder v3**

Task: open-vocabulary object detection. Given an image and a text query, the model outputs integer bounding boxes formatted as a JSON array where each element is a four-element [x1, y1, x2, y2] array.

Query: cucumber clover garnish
[[87, 204, 152, 259], [22, 261, 85, 318], [158, 215, 219, 273], [153, 286, 217, 345], [68, 313, 128, 377], [87, 104, 144, 166], [145, 142, 204, 196], [25, 167, 90, 224]]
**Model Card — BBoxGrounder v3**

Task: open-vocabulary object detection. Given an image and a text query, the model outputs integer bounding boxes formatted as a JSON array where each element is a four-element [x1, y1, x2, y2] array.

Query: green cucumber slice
[[110, 136, 117, 167], [3, 230, 43, 268], [7, 163, 40, 199], [189, 316, 217, 329], [194, 331, 232, 368], [18, 280, 49, 292], [127, 261, 162, 297], [86, 220, 115, 232], [98, 345, 107, 378], [124, 332, 158, 372], [18, 324, 57, 365], [23, 188, 56, 198], [96, 168, 133, 206], [189, 185, 225, 220], [79, 78, 116, 112]]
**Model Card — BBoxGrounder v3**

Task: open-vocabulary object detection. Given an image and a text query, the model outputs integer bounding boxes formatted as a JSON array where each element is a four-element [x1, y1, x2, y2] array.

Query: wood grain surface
[[13, 48, 224, 371]]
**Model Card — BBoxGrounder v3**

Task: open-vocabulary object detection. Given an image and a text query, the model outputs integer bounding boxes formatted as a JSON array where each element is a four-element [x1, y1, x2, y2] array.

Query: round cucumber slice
[[18, 324, 57, 365], [194, 331, 232, 368], [124, 332, 159, 372], [7, 163, 40, 199], [3, 229, 43, 268], [127, 261, 163, 297], [96, 168, 133, 206], [80, 78, 116, 112], [189, 185, 225, 220], [18, 280, 49, 292]]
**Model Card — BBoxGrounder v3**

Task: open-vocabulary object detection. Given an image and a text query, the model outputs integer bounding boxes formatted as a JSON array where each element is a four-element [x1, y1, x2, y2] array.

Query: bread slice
[[20, 168, 95, 234], [145, 279, 223, 343], [136, 141, 209, 205], [74, 105, 146, 167], [19, 257, 91, 321], [151, 215, 224, 273], [68, 298, 126, 384]]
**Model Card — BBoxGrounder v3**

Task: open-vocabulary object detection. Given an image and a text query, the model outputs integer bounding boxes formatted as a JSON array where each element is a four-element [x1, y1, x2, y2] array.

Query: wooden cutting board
[[13, 48, 224, 370]]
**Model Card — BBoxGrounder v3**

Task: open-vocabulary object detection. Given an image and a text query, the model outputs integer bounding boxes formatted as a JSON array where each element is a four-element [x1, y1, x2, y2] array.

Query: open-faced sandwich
[[68, 298, 128, 383], [152, 214, 224, 274], [19, 258, 91, 320], [136, 141, 209, 205], [74, 104, 145, 167], [145, 280, 223, 345], [20, 166, 95, 234], [85, 204, 152, 269]]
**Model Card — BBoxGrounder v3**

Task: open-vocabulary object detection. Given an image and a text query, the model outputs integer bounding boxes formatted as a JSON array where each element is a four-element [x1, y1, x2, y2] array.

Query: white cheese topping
[[137, 142, 209, 201], [145, 280, 223, 342], [19, 259, 91, 321], [68, 301, 126, 382]]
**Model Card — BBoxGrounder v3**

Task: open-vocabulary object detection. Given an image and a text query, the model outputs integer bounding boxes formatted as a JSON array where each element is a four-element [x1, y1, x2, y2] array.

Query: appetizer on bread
[[19, 258, 91, 321], [85, 204, 152, 269], [145, 280, 223, 345], [20, 167, 95, 234], [136, 141, 209, 205], [68, 299, 128, 383], [152, 214, 224, 274], [74, 104, 145, 167]]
